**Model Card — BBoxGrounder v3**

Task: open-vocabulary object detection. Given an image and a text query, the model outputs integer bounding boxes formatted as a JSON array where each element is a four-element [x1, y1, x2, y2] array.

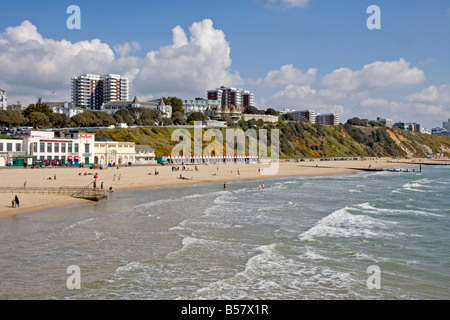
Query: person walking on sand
[[14, 195, 19, 208], [113, 174, 116, 182]]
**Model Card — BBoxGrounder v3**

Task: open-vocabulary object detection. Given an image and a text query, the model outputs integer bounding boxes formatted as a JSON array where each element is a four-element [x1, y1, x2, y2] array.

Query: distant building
[[279, 109, 296, 115], [292, 110, 316, 123], [148, 98, 173, 119], [0, 138, 24, 166], [316, 113, 340, 126], [27, 130, 96, 166], [241, 114, 279, 123], [7, 104, 27, 113], [71, 74, 129, 110], [393, 121, 421, 131], [94, 140, 136, 165], [135, 145, 156, 164], [207, 86, 255, 109], [101, 96, 172, 118], [45, 101, 84, 118], [377, 117, 393, 128], [431, 127, 450, 136], [183, 98, 221, 114], [443, 119, 450, 131], [205, 105, 242, 123], [0, 89, 7, 110]]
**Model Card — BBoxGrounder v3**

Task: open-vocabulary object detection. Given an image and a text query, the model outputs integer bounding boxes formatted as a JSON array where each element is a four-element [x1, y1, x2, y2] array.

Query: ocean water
[[0, 165, 449, 300]]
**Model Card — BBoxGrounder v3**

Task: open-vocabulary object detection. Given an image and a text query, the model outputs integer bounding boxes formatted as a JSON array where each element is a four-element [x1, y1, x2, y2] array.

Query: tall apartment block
[[0, 89, 7, 111], [316, 113, 340, 126], [71, 74, 129, 109], [207, 86, 255, 108], [293, 110, 316, 123]]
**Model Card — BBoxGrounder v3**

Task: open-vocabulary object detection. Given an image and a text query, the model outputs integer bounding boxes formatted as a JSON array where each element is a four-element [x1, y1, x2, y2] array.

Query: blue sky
[[1, 0, 449, 128]]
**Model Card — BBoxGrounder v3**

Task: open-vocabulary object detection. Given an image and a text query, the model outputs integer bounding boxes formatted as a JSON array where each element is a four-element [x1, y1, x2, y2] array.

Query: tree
[[27, 112, 50, 128], [22, 102, 53, 118], [72, 111, 99, 127], [164, 97, 184, 115], [283, 113, 296, 121], [244, 106, 260, 114], [172, 111, 186, 125], [49, 113, 71, 128], [265, 108, 279, 116], [187, 112, 208, 123], [115, 109, 134, 126], [0, 110, 27, 127]]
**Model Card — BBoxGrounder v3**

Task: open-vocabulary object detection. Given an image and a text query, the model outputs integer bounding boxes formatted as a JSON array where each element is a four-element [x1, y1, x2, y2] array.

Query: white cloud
[[114, 41, 140, 57], [405, 84, 450, 104], [266, 0, 310, 8], [0, 19, 242, 104], [134, 19, 242, 97], [321, 58, 425, 93], [252, 65, 316, 88]]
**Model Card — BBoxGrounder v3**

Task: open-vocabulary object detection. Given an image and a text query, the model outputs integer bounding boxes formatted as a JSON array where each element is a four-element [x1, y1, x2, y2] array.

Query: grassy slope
[[85, 123, 450, 158]]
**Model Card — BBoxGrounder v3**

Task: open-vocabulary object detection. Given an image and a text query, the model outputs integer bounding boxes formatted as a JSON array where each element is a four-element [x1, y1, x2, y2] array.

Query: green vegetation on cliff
[[85, 122, 450, 158]]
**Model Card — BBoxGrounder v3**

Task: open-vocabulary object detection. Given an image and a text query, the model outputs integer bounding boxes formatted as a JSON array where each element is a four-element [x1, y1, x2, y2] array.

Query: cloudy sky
[[0, 0, 449, 128]]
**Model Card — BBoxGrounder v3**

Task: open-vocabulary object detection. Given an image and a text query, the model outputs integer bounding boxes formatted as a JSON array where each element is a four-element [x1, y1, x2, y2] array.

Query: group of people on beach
[[11, 195, 19, 208]]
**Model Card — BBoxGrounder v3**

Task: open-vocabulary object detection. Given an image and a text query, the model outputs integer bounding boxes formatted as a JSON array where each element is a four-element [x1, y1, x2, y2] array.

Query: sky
[[0, 0, 449, 128]]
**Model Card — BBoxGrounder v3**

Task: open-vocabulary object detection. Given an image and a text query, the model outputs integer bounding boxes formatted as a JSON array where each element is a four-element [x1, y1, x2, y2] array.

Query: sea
[[0, 165, 448, 300]]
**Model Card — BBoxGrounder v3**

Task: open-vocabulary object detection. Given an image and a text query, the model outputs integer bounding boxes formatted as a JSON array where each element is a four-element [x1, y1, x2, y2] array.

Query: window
[[0, 143, 3, 151], [7, 143, 12, 152], [40, 142, 45, 153], [16, 143, 21, 152], [54, 143, 59, 153], [85, 144, 90, 153], [74, 143, 79, 153], [47, 143, 52, 153], [33, 143, 37, 153], [68, 143, 73, 153], [61, 143, 66, 153]]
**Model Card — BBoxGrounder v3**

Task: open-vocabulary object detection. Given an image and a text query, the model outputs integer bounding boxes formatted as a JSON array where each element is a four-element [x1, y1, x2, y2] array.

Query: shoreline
[[0, 157, 442, 220]]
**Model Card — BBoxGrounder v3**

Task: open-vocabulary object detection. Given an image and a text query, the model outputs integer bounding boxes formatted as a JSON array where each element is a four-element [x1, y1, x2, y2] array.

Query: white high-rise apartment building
[[207, 86, 255, 108], [71, 74, 129, 110], [0, 89, 7, 110]]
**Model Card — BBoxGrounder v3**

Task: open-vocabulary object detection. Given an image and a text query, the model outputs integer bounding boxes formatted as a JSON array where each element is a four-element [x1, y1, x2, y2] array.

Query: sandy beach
[[0, 157, 441, 220]]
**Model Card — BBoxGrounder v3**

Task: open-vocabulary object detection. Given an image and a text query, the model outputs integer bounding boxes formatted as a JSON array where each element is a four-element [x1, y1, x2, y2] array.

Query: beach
[[0, 157, 438, 220]]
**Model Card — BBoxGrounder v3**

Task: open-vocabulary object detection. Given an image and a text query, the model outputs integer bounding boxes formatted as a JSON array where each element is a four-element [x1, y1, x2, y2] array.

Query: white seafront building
[[0, 130, 95, 166]]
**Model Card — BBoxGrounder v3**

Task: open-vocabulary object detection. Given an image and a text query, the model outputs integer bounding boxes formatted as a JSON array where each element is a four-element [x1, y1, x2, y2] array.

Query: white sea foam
[[115, 261, 145, 274], [355, 202, 443, 217], [62, 218, 96, 232], [299, 205, 398, 241]]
